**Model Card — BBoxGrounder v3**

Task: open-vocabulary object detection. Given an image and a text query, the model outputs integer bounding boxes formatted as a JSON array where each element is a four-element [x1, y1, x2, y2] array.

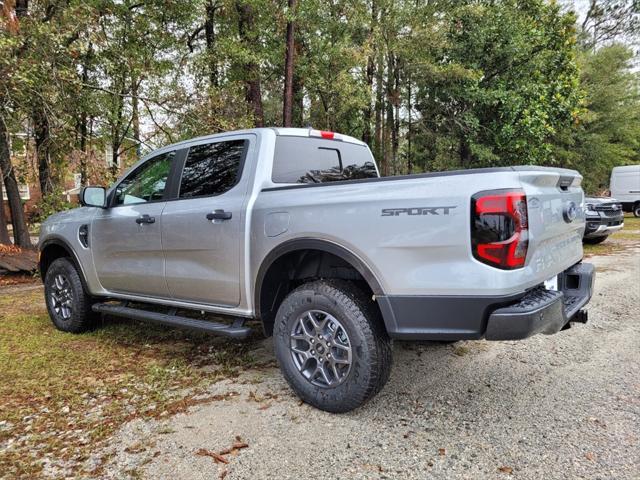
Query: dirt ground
[[1, 227, 639, 479]]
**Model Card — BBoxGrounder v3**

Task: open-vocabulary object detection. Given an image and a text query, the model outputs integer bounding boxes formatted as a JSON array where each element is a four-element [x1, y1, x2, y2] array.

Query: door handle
[[135, 214, 156, 225], [206, 209, 232, 221]]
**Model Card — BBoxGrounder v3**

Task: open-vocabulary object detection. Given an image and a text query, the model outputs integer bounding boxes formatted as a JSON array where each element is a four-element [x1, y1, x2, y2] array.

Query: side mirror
[[80, 186, 107, 208]]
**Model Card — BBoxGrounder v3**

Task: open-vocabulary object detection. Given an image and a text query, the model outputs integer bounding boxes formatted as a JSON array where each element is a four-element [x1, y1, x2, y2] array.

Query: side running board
[[92, 302, 252, 339]]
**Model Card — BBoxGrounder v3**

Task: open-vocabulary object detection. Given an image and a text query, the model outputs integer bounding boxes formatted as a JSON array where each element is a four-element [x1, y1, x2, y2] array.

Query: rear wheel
[[583, 236, 608, 245], [44, 257, 97, 333], [273, 280, 392, 413], [634, 204, 640, 218]]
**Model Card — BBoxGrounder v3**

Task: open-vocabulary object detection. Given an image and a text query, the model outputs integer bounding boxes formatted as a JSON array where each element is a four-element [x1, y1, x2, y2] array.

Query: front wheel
[[44, 257, 97, 333], [634, 204, 640, 218], [273, 280, 392, 413]]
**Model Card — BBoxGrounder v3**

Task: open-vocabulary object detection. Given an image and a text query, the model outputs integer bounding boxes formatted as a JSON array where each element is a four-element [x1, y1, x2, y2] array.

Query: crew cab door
[[91, 150, 178, 297], [161, 136, 251, 307]]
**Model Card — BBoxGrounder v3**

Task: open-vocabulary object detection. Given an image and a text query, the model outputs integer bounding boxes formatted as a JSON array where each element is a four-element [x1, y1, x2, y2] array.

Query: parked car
[[583, 197, 624, 244], [38, 128, 595, 413], [610, 165, 640, 217]]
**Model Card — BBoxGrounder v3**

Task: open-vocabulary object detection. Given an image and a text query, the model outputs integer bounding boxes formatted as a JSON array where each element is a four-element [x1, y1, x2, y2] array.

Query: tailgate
[[517, 167, 585, 283]]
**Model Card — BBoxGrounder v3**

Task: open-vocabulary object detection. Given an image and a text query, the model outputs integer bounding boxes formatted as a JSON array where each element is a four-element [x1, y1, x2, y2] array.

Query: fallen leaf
[[258, 403, 271, 410], [219, 470, 228, 480], [585, 452, 595, 461], [498, 466, 513, 474], [438, 448, 446, 456]]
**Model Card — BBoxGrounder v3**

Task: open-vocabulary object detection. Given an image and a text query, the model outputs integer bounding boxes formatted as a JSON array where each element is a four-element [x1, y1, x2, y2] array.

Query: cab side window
[[114, 151, 175, 206], [179, 140, 246, 199]]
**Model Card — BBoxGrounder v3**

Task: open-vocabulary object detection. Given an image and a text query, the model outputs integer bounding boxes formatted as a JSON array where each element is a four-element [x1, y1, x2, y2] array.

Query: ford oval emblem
[[564, 201, 577, 223]]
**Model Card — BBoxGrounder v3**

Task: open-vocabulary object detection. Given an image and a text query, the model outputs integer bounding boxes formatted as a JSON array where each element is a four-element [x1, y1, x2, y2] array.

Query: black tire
[[273, 279, 392, 413], [634, 204, 640, 218], [44, 257, 97, 333], [583, 235, 608, 245]]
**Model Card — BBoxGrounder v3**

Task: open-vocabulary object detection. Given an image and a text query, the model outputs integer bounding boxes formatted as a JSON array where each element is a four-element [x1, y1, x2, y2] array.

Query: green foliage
[[31, 188, 75, 224], [555, 44, 640, 193], [414, 0, 582, 170]]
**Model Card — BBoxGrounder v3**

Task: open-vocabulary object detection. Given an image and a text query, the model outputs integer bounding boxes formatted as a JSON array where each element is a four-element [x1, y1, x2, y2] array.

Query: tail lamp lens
[[471, 190, 528, 269]]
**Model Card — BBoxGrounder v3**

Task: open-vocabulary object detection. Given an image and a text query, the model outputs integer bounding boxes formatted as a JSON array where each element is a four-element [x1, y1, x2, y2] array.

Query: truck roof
[[147, 127, 366, 158]]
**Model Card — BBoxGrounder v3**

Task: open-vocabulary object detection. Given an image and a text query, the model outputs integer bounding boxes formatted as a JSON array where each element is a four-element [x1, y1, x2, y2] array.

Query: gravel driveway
[[101, 247, 640, 480]]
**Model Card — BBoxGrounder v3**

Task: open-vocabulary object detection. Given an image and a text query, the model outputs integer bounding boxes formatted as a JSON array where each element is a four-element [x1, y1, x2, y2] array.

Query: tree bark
[[392, 55, 400, 175], [236, 1, 264, 127], [0, 169, 10, 245], [407, 73, 412, 174], [131, 77, 141, 160], [282, 0, 297, 127], [460, 137, 472, 168], [374, 53, 384, 172], [205, 0, 219, 87], [384, 51, 395, 176], [77, 44, 92, 185], [362, 0, 377, 146], [0, 114, 32, 248], [33, 105, 54, 197]]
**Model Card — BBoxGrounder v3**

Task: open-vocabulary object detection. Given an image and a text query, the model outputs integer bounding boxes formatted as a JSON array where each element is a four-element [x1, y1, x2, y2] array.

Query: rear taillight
[[471, 189, 529, 269]]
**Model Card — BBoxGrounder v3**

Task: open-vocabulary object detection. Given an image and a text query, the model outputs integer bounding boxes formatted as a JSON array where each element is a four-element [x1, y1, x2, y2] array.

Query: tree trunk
[[282, 0, 297, 127], [111, 138, 120, 178], [291, 36, 304, 127], [0, 171, 11, 245], [78, 111, 88, 185], [0, 114, 32, 248], [460, 137, 472, 168], [407, 74, 412, 174], [392, 56, 400, 174], [362, 0, 377, 146], [205, 0, 219, 87], [110, 83, 126, 178], [78, 44, 92, 186], [236, 1, 264, 127], [384, 52, 395, 176], [33, 105, 54, 197], [131, 77, 141, 160], [374, 53, 384, 172]]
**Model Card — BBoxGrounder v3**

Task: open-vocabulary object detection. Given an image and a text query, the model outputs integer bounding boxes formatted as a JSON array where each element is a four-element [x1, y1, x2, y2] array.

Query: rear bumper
[[377, 262, 595, 341], [485, 263, 595, 340]]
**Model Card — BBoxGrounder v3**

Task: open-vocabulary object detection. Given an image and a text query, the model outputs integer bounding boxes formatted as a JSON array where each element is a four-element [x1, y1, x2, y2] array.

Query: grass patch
[[453, 344, 471, 357], [620, 214, 640, 230], [0, 288, 265, 479]]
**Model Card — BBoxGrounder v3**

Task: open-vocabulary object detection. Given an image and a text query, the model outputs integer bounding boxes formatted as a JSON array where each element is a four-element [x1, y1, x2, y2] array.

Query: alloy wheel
[[289, 310, 352, 387], [50, 273, 74, 320]]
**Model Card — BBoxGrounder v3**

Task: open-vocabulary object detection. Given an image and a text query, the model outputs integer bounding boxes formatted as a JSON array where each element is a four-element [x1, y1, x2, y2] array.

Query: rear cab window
[[272, 137, 378, 184], [179, 139, 247, 198]]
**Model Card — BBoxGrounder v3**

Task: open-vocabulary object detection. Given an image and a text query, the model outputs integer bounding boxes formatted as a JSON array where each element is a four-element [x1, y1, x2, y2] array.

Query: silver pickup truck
[[39, 128, 595, 412]]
